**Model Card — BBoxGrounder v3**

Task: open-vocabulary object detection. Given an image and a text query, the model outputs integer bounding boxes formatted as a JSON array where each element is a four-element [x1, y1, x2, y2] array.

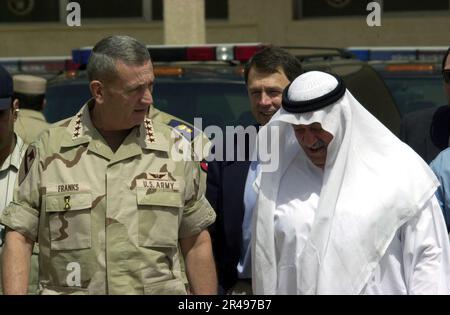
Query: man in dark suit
[[400, 47, 450, 163], [429, 46, 450, 232], [206, 47, 303, 294], [400, 105, 441, 163]]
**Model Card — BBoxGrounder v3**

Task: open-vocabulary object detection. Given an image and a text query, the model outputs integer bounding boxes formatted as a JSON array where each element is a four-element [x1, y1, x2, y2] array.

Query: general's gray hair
[[87, 35, 151, 82]]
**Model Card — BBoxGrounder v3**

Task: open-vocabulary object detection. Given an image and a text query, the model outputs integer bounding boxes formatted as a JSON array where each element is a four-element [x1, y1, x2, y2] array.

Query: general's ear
[[90, 80, 104, 104], [12, 99, 19, 121]]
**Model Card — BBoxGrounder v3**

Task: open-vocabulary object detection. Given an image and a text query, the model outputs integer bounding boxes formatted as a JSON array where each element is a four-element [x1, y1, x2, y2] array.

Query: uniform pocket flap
[[143, 278, 186, 295], [45, 191, 92, 212], [137, 189, 183, 208]]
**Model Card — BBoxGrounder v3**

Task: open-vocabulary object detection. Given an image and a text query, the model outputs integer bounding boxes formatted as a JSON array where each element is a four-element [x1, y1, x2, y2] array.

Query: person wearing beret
[[13, 74, 49, 144], [252, 71, 450, 294]]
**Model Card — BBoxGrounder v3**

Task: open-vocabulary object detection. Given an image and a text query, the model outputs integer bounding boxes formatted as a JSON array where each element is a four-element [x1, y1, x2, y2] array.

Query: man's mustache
[[308, 139, 326, 150]]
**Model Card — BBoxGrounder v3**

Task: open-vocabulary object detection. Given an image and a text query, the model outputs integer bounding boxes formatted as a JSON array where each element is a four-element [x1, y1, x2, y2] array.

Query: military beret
[[13, 74, 47, 95]]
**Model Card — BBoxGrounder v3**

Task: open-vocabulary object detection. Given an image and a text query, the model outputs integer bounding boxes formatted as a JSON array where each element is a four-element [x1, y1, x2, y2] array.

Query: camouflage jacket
[[149, 106, 212, 162], [1, 101, 216, 295], [14, 109, 49, 145]]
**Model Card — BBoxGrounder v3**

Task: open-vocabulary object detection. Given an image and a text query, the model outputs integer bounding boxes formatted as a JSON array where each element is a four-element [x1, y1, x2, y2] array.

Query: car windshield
[[44, 80, 255, 129], [382, 76, 446, 116], [44, 83, 90, 123], [154, 81, 254, 129]]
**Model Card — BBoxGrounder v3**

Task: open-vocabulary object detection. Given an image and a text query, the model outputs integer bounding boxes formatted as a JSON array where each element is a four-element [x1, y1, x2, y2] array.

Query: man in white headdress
[[252, 71, 450, 295]]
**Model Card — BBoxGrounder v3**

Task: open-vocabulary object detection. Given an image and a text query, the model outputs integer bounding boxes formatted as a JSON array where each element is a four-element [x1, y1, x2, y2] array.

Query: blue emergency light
[[348, 47, 448, 62], [72, 47, 92, 66]]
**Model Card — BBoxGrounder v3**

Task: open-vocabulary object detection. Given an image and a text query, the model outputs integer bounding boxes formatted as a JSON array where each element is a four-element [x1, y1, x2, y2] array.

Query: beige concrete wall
[[0, 22, 163, 57], [285, 14, 450, 47], [164, 0, 205, 44], [1, 2, 450, 57], [206, 22, 258, 43], [228, 0, 258, 24]]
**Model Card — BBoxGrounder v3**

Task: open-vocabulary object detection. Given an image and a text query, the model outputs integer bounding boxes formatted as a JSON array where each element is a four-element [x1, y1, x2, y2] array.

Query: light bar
[[234, 45, 265, 62], [0, 56, 71, 74], [72, 43, 266, 66], [348, 47, 448, 62], [72, 47, 92, 65], [187, 47, 216, 61], [216, 45, 234, 61]]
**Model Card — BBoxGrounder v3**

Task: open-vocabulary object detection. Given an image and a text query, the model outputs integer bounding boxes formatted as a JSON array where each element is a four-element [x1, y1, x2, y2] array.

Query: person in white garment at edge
[[251, 70, 450, 295]]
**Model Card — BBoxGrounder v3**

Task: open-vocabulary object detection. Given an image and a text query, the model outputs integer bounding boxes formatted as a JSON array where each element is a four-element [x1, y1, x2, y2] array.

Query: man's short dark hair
[[13, 92, 44, 111], [244, 46, 303, 84], [442, 47, 450, 70]]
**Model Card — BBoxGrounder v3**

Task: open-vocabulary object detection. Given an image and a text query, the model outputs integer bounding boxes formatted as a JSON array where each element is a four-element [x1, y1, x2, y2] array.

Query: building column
[[257, 0, 291, 45], [163, 0, 206, 45]]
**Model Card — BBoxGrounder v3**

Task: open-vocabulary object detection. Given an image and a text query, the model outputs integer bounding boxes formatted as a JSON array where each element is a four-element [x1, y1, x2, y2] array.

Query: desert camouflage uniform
[[150, 106, 212, 292], [150, 106, 212, 160], [14, 109, 49, 144], [1, 100, 216, 295]]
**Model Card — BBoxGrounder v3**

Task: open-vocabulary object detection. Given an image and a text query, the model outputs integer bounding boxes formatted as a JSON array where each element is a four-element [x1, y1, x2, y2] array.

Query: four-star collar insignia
[[72, 113, 84, 140], [70, 111, 158, 146], [145, 118, 156, 144]]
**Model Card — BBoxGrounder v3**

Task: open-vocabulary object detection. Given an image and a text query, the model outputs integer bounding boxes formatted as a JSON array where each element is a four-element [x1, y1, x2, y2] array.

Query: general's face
[[96, 60, 154, 130], [444, 54, 450, 104], [293, 122, 334, 169], [247, 67, 290, 126], [0, 103, 15, 151]]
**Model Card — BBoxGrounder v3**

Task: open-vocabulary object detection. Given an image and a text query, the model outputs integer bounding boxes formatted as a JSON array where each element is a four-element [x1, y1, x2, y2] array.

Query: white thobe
[[274, 156, 450, 295]]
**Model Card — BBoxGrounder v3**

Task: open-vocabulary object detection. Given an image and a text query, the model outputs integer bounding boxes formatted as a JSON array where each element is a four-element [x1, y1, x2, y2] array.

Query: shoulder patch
[[18, 145, 36, 186], [168, 119, 194, 141]]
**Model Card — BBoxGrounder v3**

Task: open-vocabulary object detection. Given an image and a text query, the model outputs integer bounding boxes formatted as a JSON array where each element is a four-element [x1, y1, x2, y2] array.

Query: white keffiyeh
[[252, 71, 445, 295]]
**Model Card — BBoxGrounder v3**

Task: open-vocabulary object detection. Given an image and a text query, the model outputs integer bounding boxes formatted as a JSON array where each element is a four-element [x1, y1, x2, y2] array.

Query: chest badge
[[64, 196, 71, 210]]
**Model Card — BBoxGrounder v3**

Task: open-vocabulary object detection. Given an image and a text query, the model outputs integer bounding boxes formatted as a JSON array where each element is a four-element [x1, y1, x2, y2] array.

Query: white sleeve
[[401, 196, 450, 294]]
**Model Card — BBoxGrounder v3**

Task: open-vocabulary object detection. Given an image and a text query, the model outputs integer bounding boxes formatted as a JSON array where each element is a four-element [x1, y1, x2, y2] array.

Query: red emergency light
[[234, 45, 265, 62], [186, 47, 216, 61], [72, 43, 267, 65]]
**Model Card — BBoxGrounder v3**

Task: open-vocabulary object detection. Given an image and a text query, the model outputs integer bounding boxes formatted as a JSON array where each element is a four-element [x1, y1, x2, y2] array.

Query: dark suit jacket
[[400, 106, 442, 163], [207, 159, 251, 293], [206, 126, 257, 293]]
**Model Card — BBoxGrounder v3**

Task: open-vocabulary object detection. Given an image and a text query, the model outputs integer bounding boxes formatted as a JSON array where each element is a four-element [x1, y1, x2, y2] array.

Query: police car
[[349, 47, 448, 117], [1, 44, 401, 135]]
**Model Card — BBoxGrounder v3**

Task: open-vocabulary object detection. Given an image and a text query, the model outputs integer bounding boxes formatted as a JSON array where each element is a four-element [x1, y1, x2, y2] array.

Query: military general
[[1, 35, 217, 295]]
